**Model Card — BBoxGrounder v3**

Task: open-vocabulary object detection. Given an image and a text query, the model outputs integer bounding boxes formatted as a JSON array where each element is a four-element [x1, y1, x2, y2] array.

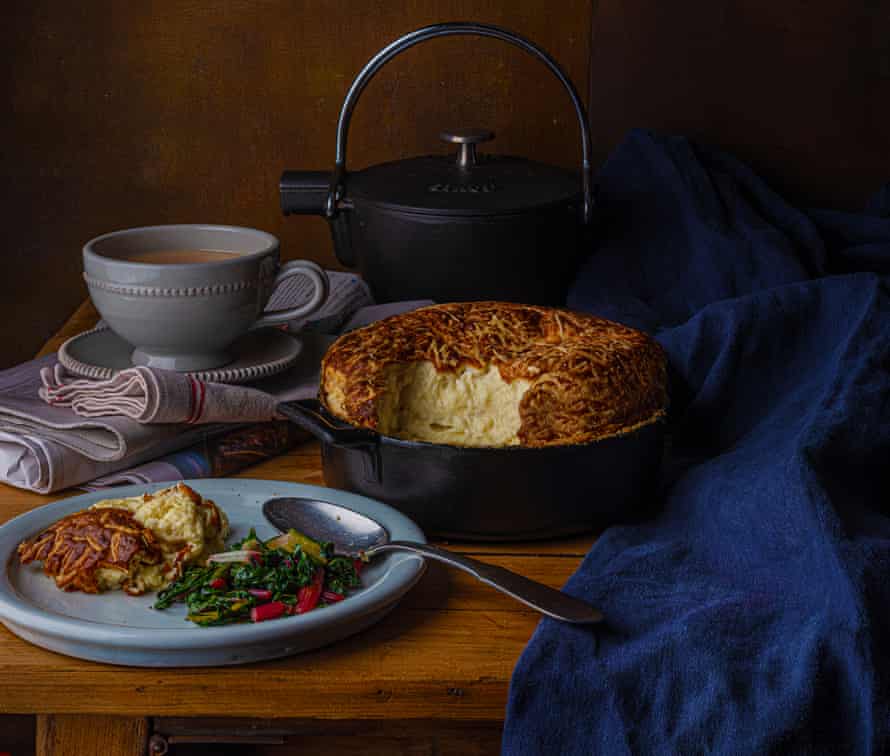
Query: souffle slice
[[17, 483, 229, 595], [320, 302, 668, 447]]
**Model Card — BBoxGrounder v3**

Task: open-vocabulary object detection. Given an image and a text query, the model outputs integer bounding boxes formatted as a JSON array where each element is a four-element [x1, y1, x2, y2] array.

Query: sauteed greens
[[154, 527, 362, 626]]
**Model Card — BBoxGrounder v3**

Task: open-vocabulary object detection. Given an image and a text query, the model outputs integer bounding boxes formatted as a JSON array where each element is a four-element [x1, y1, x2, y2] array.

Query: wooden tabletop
[[1, 302, 598, 752]]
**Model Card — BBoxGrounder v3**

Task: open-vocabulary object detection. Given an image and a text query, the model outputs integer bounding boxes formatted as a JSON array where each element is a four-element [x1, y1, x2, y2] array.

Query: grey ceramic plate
[[58, 325, 303, 384], [0, 479, 426, 667]]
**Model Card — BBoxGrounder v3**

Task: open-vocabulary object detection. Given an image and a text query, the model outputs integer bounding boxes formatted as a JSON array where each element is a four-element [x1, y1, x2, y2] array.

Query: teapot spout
[[279, 170, 331, 216], [280, 170, 356, 268]]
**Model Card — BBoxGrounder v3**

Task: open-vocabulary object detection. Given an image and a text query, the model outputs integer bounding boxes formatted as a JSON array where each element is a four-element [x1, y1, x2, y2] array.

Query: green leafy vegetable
[[153, 527, 361, 627], [325, 556, 362, 596]]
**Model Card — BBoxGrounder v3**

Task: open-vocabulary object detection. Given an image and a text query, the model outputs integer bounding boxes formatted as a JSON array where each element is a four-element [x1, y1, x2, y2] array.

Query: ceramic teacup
[[83, 224, 329, 371]]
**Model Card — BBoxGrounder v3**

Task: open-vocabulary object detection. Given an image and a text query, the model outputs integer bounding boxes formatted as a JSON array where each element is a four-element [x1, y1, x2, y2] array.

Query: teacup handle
[[252, 260, 330, 328]]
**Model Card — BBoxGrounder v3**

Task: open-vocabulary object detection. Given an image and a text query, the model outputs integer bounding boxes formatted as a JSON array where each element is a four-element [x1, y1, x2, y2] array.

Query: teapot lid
[[345, 129, 581, 217]]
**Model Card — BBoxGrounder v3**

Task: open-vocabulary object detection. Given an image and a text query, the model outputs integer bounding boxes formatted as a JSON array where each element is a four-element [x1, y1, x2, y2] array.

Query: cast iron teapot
[[280, 22, 594, 305]]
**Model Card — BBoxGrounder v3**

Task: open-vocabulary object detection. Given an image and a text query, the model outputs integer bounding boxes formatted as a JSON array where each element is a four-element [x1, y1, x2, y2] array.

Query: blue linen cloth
[[503, 130, 890, 754]]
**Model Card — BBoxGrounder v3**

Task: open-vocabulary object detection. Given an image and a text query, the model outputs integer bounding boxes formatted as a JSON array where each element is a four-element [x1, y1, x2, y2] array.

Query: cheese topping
[[320, 302, 668, 448]]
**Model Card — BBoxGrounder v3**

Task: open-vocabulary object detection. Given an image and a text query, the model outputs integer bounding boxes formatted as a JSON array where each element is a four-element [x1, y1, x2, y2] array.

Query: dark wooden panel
[[0, 714, 35, 754], [0, 1, 593, 366], [587, 0, 890, 209], [153, 717, 502, 756], [11, 0, 883, 369]]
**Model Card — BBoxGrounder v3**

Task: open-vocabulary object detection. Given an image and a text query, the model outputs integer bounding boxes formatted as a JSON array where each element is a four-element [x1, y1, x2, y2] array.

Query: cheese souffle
[[17, 483, 229, 595], [320, 302, 667, 448]]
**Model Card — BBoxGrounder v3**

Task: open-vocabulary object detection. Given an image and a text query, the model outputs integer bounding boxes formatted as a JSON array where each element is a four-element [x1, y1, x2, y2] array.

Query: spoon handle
[[368, 541, 603, 624]]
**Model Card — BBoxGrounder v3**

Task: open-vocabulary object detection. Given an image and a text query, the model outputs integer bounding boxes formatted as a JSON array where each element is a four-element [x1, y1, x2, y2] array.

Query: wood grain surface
[[587, 0, 890, 208], [5, 1, 890, 368], [35, 715, 147, 756], [1, 0, 593, 367]]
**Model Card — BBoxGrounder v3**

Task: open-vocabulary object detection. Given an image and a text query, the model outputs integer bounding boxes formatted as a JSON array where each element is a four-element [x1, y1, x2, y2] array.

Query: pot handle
[[276, 398, 379, 449], [326, 22, 595, 224]]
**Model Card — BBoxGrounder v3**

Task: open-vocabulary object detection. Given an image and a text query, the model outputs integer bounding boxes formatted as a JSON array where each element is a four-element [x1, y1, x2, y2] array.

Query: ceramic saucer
[[58, 325, 302, 384]]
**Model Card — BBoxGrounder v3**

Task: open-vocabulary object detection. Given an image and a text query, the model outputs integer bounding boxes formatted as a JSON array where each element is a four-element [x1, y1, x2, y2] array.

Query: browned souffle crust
[[320, 301, 668, 447], [16, 508, 162, 595]]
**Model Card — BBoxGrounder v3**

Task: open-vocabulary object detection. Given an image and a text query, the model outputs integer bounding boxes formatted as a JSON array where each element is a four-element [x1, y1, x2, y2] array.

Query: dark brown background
[[2, 0, 888, 367]]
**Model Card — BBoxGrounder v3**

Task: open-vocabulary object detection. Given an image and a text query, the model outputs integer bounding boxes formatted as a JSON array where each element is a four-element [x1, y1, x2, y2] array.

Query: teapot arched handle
[[326, 22, 594, 224]]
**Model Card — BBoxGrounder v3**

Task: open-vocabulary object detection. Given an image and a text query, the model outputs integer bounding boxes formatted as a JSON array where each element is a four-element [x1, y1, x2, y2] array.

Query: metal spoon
[[262, 497, 603, 624]]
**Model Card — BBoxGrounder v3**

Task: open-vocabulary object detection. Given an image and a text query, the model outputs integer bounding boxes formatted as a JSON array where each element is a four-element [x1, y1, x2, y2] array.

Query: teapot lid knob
[[439, 129, 495, 169]]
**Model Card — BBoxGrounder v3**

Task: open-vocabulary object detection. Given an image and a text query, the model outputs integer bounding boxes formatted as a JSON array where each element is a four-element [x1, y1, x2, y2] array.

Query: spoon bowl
[[262, 497, 603, 625]]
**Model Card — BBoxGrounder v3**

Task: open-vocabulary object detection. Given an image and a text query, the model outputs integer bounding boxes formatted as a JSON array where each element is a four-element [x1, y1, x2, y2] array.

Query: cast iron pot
[[279, 22, 595, 306], [278, 399, 664, 541]]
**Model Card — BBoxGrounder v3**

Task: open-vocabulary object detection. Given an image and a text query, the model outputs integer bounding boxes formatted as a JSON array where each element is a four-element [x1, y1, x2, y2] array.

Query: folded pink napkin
[[39, 364, 280, 424]]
